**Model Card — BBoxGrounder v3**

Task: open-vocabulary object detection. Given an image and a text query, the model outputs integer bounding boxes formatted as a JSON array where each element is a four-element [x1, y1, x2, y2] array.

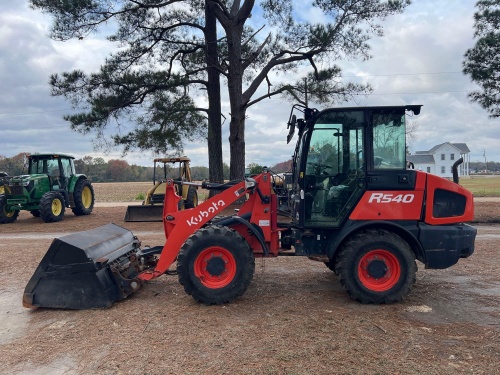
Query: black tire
[[72, 179, 94, 216], [177, 225, 255, 305], [178, 199, 185, 211], [0, 172, 8, 195], [324, 259, 337, 274], [0, 195, 19, 224], [335, 229, 417, 304], [30, 210, 41, 217], [184, 186, 198, 209], [39, 191, 65, 223]]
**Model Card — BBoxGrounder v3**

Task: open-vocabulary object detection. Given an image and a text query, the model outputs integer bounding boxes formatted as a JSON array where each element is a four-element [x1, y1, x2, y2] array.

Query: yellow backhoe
[[124, 156, 198, 222]]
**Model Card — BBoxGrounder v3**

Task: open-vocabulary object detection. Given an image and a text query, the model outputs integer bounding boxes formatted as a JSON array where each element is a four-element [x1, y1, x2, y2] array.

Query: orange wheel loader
[[23, 105, 476, 309]]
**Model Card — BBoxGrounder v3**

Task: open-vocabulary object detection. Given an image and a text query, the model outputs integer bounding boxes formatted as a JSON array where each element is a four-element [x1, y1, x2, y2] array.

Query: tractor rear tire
[[178, 199, 185, 211], [39, 191, 65, 223], [335, 229, 416, 304], [324, 259, 338, 274], [177, 225, 255, 305], [72, 179, 94, 216], [184, 186, 198, 209], [30, 210, 41, 217], [0, 195, 19, 224]]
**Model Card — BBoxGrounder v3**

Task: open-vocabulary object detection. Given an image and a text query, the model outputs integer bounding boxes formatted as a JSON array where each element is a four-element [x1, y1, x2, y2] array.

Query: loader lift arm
[[137, 173, 279, 281], [22, 172, 282, 309]]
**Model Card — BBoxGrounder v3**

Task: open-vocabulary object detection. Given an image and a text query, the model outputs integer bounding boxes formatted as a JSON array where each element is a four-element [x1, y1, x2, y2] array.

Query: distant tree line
[[0, 153, 230, 182], [0, 153, 293, 182], [3, 154, 499, 181], [470, 161, 500, 173]]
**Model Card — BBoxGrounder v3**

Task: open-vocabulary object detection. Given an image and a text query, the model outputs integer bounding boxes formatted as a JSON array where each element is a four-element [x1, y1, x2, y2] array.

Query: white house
[[407, 142, 471, 178]]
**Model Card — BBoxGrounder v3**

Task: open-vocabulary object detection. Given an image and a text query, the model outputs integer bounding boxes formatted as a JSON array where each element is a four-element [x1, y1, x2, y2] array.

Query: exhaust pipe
[[452, 157, 463, 184]]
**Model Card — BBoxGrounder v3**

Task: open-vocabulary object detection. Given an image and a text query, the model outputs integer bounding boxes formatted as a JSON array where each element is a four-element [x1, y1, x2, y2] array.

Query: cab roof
[[29, 154, 75, 160]]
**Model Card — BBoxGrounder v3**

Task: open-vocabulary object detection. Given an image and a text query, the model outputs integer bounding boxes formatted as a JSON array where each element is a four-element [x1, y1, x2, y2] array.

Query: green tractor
[[0, 154, 95, 224]]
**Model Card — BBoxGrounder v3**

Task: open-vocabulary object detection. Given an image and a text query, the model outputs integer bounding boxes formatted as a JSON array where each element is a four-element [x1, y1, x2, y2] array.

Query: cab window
[[372, 113, 406, 170], [60, 158, 73, 177], [47, 159, 60, 176]]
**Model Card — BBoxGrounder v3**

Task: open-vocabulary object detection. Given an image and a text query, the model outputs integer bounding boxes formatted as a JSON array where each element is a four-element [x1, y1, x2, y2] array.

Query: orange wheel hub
[[358, 249, 401, 292], [194, 247, 237, 289]]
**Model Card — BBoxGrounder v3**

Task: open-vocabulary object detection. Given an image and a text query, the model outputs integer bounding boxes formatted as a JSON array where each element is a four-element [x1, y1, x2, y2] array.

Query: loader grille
[[433, 189, 466, 218], [10, 185, 23, 195]]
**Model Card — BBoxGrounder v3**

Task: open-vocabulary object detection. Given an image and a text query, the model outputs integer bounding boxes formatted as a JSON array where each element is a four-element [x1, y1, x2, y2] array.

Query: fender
[[214, 214, 269, 256], [326, 219, 426, 264]]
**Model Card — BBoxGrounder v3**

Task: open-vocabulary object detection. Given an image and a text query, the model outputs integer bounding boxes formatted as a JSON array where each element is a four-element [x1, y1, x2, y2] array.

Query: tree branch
[[242, 32, 271, 70], [207, 0, 231, 28], [238, 0, 255, 23], [242, 48, 324, 104]]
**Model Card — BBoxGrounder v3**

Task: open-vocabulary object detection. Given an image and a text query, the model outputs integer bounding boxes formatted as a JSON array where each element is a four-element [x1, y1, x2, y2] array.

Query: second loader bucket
[[23, 223, 143, 310], [124, 204, 163, 222]]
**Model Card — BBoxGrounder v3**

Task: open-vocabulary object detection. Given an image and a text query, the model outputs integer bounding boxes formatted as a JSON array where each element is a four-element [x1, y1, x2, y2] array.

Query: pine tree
[[463, 0, 500, 118]]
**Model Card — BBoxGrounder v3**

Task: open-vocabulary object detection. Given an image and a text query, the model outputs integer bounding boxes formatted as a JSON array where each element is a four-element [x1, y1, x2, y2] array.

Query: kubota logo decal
[[186, 200, 226, 227], [368, 193, 415, 203]]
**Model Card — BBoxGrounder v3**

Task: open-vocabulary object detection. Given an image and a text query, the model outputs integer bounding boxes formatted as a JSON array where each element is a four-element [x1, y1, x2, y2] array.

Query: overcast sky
[[1, 0, 498, 168]]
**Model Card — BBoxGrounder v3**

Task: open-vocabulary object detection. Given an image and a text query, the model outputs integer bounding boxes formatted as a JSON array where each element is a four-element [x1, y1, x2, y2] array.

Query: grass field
[[460, 176, 500, 196], [92, 181, 152, 202], [92, 176, 500, 202], [92, 181, 210, 202]]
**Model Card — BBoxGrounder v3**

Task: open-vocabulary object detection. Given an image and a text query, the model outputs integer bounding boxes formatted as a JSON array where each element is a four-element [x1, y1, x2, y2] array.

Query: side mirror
[[287, 114, 296, 144]]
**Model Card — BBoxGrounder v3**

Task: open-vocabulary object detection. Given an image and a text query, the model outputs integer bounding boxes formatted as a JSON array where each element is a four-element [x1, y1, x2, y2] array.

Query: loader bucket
[[23, 223, 142, 310], [124, 204, 163, 222]]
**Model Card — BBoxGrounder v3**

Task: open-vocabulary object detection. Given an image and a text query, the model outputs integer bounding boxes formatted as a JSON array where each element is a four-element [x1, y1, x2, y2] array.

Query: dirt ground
[[0, 200, 499, 374]]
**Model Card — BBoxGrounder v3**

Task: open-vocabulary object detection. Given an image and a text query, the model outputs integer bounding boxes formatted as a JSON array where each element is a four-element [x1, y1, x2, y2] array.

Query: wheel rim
[[52, 199, 62, 216], [194, 246, 237, 289], [358, 249, 401, 292], [3, 206, 15, 218], [82, 186, 92, 208]]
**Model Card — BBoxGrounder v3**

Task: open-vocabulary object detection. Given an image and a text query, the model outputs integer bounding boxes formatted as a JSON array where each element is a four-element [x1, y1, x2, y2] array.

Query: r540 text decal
[[368, 193, 415, 204]]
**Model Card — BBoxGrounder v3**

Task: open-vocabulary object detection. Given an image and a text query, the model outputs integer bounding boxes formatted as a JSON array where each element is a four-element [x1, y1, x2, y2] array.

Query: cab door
[[298, 110, 366, 228]]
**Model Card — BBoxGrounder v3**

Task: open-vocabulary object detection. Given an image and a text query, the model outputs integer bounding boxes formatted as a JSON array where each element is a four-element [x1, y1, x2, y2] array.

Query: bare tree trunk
[[228, 104, 246, 180], [205, 3, 223, 187], [226, 26, 246, 181], [208, 0, 255, 181]]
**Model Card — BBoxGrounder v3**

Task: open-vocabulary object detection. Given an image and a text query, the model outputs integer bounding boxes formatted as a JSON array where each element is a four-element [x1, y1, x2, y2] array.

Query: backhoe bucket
[[23, 223, 142, 309], [124, 204, 163, 222]]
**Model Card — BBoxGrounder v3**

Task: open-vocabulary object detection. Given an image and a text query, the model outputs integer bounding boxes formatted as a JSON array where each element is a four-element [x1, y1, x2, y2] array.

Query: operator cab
[[29, 154, 76, 191], [288, 105, 422, 228]]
